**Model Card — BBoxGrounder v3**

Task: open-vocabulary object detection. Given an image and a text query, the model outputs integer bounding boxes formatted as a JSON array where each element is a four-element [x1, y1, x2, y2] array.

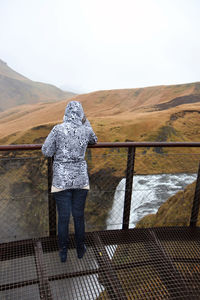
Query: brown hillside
[[70, 82, 199, 116], [1, 81, 200, 145], [0, 59, 75, 111]]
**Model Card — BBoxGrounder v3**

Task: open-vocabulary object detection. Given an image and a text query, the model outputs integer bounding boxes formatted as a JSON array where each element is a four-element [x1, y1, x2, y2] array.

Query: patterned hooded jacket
[[42, 101, 97, 190]]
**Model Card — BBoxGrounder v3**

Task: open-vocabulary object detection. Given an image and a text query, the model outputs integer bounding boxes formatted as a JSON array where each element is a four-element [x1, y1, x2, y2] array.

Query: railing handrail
[[1, 141, 200, 151]]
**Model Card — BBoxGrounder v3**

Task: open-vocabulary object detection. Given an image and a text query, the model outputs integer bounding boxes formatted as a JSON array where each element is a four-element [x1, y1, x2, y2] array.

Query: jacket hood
[[63, 101, 84, 125]]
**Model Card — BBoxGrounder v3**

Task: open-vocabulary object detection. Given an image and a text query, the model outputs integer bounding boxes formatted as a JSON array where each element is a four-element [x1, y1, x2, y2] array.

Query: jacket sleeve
[[42, 126, 57, 157], [84, 119, 98, 145]]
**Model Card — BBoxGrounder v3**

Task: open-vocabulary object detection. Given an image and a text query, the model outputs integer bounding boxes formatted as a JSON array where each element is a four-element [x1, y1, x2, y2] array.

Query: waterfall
[[106, 173, 197, 229]]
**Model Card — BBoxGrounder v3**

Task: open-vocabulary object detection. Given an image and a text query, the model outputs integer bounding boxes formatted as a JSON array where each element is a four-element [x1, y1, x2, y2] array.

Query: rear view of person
[[42, 101, 97, 262]]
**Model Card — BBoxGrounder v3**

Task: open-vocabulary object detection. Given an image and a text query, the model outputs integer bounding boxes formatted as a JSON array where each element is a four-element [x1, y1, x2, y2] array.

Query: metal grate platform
[[1, 227, 200, 299]]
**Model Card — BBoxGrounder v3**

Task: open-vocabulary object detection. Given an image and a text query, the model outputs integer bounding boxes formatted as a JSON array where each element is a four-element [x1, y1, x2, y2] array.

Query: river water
[[106, 173, 197, 229]]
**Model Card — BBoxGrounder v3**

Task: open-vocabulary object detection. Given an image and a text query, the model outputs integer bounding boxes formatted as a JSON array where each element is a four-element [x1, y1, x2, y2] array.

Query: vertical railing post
[[190, 161, 200, 227], [48, 157, 57, 236], [122, 146, 136, 229]]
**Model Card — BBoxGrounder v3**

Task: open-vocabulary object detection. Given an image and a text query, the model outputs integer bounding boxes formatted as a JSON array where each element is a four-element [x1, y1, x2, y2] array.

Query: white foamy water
[[106, 173, 197, 229]]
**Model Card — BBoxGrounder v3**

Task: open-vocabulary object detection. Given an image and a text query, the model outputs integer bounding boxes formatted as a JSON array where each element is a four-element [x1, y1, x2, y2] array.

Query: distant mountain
[[0, 59, 76, 111], [59, 84, 83, 94]]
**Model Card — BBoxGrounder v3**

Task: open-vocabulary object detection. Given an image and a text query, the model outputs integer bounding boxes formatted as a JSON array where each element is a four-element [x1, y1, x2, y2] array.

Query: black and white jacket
[[42, 101, 97, 190]]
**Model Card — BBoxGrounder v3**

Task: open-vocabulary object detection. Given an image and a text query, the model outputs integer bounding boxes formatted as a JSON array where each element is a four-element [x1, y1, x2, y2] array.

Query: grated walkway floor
[[0, 227, 200, 299]]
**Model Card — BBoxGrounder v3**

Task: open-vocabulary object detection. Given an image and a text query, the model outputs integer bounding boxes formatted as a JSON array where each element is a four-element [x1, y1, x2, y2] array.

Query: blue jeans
[[54, 189, 88, 249]]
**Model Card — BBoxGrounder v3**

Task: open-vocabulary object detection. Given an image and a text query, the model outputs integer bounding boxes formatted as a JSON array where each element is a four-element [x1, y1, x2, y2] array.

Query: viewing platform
[[0, 142, 200, 299]]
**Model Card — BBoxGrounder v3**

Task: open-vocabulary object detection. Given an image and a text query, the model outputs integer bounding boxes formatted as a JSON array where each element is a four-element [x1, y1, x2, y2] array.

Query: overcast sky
[[0, 0, 200, 93]]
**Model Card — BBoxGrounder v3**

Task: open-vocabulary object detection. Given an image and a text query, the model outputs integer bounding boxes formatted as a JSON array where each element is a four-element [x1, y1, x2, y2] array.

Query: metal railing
[[0, 142, 200, 241]]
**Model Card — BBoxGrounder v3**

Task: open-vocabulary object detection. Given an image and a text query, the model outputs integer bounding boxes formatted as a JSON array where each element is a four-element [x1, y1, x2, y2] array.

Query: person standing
[[42, 101, 97, 262]]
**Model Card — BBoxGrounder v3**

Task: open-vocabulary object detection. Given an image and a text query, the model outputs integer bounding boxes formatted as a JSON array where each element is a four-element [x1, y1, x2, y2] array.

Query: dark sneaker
[[77, 245, 87, 259], [59, 247, 67, 262]]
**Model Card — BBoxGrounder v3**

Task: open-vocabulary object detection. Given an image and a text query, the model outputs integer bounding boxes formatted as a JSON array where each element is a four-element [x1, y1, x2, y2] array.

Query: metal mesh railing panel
[[0, 152, 49, 242], [85, 148, 127, 231], [123, 150, 200, 228], [1, 147, 200, 238], [85, 148, 200, 229]]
